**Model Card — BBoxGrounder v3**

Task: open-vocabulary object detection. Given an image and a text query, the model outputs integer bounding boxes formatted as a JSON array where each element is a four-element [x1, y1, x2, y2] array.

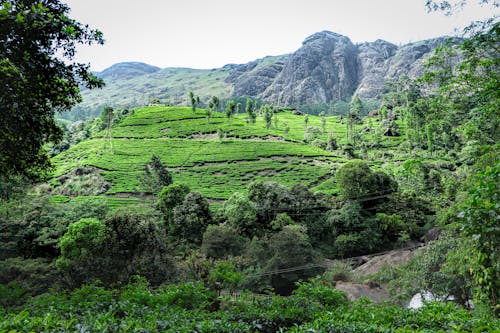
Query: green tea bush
[[159, 281, 213, 310], [293, 282, 347, 307]]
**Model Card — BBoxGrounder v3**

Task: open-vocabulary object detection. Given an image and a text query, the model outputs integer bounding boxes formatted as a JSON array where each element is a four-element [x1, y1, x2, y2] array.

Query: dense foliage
[[0, 0, 498, 328], [0, 0, 103, 176], [0, 279, 497, 332]]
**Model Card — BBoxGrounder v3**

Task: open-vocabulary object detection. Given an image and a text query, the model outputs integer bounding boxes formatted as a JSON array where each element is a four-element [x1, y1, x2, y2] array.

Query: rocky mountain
[[68, 31, 459, 120], [235, 31, 459, 103], [261, 31, 359, 105]]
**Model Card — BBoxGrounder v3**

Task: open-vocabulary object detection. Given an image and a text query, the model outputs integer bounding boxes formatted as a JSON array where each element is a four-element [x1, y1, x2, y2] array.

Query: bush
[[56, 218, 105, 271], [171, 191, 213, 244], [0, 282, 29, 308], [0, 257, 59, 296], [58, 208, 177, 287], [160, 282, 213, 310], [201, 224, 246, 259], [293, 282, 348, 307]]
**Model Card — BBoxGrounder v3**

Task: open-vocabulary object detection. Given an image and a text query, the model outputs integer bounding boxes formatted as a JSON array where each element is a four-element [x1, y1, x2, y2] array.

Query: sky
[[63, 0, 497, 71]]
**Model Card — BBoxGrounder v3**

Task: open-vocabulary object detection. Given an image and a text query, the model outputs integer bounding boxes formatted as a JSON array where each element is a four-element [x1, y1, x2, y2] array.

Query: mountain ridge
[[68, 31, 459, 120]]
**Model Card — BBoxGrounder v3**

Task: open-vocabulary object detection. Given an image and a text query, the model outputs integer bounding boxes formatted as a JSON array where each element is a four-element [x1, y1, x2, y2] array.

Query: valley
[[0, 1, 498, 330]]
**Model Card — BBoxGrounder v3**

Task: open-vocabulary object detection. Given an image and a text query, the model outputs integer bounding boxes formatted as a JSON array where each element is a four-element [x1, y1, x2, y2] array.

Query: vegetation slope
[[48, 105, 403, 206]]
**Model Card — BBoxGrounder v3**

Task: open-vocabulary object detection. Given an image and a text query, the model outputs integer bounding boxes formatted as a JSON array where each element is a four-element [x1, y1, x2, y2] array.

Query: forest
[[0, 0, 499, 331]]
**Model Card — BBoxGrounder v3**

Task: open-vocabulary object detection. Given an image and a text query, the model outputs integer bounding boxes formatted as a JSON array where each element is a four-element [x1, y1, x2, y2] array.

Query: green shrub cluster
[[0, 280, 496, 332]]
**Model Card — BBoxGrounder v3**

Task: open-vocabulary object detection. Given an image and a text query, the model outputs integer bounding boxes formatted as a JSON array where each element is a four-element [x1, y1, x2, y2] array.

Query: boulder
[[335, 281, 389, 303]]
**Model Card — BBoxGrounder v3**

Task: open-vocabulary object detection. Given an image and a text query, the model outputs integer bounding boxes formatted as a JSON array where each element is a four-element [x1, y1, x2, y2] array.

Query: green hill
[[49, 106, 402, 206]]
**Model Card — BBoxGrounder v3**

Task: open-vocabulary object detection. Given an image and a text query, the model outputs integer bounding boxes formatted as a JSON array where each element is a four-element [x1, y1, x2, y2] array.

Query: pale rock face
[[261, 31, 359, 105], [355, 39, 398, 99], [225, 57, 286, 97], [227, 32, 459, 105]]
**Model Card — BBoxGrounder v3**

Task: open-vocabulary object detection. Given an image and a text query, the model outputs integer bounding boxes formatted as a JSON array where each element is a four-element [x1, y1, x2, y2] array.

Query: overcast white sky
[[63, 0, 496, 71]]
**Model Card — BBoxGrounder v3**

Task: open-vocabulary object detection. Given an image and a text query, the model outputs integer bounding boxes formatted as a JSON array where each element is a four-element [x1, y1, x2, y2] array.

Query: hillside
[[49, 105, 404, 207], [66, 31, 458, 120], [97, 62, 161, 79]]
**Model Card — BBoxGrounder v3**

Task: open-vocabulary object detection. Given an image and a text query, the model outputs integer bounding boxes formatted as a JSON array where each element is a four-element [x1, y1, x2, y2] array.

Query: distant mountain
[[97, 62, 161, 79], [67, 32, 460, 120]]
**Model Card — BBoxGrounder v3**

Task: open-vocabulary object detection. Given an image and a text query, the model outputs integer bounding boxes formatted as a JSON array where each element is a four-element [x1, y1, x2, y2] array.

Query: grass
[[70, 196, 153, 209], [50, 106, 403, 204], [104, 106, 352, 143]]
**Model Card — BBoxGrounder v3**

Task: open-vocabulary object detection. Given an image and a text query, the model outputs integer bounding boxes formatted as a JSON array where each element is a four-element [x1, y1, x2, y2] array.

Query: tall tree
[[320, 111, 326, 133], [246, 98, 256, 123], [0, 0, 104, 177], [188, 91, 196, 113], [101, 106, 114, 153], [459, 165, 499, 311], [225, 100, 236, 123], [262, 105, 273, 130], [138, 155, 173, 194], [207, 96, 219, 124], [347, 96, 363, 142], [421, 1, 499, 147]]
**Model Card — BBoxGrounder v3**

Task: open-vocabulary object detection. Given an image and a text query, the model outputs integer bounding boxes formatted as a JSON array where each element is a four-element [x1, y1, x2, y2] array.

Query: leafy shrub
[[225, 294, 323, 332], [311, 138, 327, 149], [58, 208, 176, 287], [321, 261, 355, 283], [201, 224, 246, 259], [0, 282, 29, 308], [293, 282, 348, 307], [56, 217, 105, 271], [0, 258, 59, 296], [208, 262, 243, 291], [68, 282, 114, 309], [160, 282, 213, 310]]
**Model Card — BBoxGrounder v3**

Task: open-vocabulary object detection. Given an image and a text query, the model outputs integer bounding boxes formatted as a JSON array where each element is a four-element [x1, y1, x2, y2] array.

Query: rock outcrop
[[354, 248, 418, 277], [225, 56, 287, 97], [335, 281, 390, 303], [227, 32, 457, 105], [354, 39, 398, 99], [261, 31, 359, 105]]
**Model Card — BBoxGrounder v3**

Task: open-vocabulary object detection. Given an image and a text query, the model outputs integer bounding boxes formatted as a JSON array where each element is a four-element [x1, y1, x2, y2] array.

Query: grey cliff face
[[261, 31, 359, 105], [225, 56, 287, 97], [354, 40, 398, 99], [227, 32, 457, 106]]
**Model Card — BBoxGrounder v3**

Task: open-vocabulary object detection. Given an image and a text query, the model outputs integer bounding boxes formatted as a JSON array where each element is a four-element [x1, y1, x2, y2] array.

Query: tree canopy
[[0, 0, 104, 177]]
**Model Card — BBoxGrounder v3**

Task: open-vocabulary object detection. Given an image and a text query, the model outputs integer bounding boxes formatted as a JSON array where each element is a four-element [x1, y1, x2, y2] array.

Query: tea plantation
[[49, 106, 401, 205]]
